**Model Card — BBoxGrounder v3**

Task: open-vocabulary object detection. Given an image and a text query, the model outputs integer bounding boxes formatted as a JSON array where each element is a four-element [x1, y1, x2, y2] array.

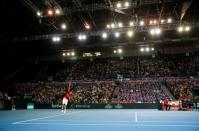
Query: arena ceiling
[[0, 0, 199, 59]]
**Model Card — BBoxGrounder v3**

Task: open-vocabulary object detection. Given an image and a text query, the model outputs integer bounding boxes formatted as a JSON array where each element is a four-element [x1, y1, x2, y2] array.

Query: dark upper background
[[0, 0, 199, 61], [0, 0, 199, 86]]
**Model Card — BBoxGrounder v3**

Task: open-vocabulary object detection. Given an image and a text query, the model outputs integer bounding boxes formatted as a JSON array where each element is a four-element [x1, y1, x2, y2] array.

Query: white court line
[[140, 121, 199, 123], [36, 120, 132, 123], [14, 122, 199, 128], [29, 119, 199, 124], [12, 111, 82, 124], [135, 112, 138, 122]]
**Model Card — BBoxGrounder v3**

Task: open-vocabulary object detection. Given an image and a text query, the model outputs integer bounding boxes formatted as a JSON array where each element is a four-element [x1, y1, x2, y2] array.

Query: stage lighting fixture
[[55, 9, 60, 15], [85, 24, 90, 29], [116, 3, 122, 8], [161, 19, 165, 23], [150, 29, 155, 35], [111, 23, 115, 28], [67, 53, 70, 56], [52, 36, 61, 42], [78, 34, 87, 41], [150, 28, 161, 35], [145, 47, 150, 52], [52, 37, 56, 42], [61, 23, 66, 30], [129, 21, 134, 26], [48, 10, 53, 15], [102, 32, 108, 39], [178, 26, 183, 32], [167, 18, 172, 23], [155, 28, 161, 35], [140, 21, 144, 26], [107, 24, 110, 29], [185, 26, 190, 31], [82, 35, 87, 40], [115, 32, 120, 38], [37, 11, 41, 16], [124, 2, 129, 7], [71, 52, 75, 56], [118, 22, 123, 28], [127, 30, 133, 37], [78, 35, 82, 40], [118, 49, 123, 54]]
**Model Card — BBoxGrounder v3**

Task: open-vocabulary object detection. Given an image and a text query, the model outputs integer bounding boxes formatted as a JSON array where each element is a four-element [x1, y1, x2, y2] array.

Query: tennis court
[[0, 109, 199, 131]]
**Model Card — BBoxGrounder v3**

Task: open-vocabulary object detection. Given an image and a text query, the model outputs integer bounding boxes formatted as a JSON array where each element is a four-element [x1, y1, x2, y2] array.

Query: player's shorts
[[62, 98, 68, 105]]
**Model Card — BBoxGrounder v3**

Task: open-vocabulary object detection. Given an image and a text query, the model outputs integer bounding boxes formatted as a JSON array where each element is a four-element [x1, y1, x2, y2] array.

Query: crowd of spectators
[[112, 80, 168, 103], [139, 57, 179, 77], [23, 55, 198, 82], [4, 54, 199, 105], [166, 79, 199, 100], [9, 82, 67, 104], [175, 56, 199, 76], [72, 81, 115, 104], [8, 81, 115, 104], [7, 80, 171, 104]]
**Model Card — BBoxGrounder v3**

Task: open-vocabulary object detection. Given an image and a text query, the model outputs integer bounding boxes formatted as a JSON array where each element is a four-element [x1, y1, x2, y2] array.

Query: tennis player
[[61, 80, 72, 113]]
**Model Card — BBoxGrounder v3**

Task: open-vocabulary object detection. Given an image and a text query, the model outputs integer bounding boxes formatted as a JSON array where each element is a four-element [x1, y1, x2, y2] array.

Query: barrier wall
[[0, 100, 158, 110], [1, 99, 197, 110], [68, 103, 158, 109]]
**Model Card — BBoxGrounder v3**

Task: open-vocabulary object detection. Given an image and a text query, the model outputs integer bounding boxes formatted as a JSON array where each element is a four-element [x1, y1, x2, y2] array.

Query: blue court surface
[[0, 109, 199, 131]]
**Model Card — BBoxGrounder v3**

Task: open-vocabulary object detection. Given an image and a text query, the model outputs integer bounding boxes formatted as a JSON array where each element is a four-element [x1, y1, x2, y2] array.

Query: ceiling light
[[145, 47, 150, 52], [85, 24, 90, 29], [185, 26, 190, 31], [150, 29, 155, 35], [167, 18, 172, 23], [61, 23, 66, 30], [116, 3, 122, 8], [178, 26, 183, 32], [111, 23, 115, 28], [52, 36, 61, 42], [155, 28, 161, 35], [118, 49, 123, 54], [107, 24, 110, 29], [127, 30, 133, 37], [161, 19, 165, 23], [129, 21, 134, 26], [102, 32, 108, 39], [118, 22, 123, 28], [124, 2, 129, 7], [48, 10, 53, 15], [140, 21, 144, 26], [37, 11, 41, 16], [115, 32, 120, 38], [71, 52, 75, 56], [67, 53, 70, 56], [55, 9, 60, 15], [78, 34, 87, 41]]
